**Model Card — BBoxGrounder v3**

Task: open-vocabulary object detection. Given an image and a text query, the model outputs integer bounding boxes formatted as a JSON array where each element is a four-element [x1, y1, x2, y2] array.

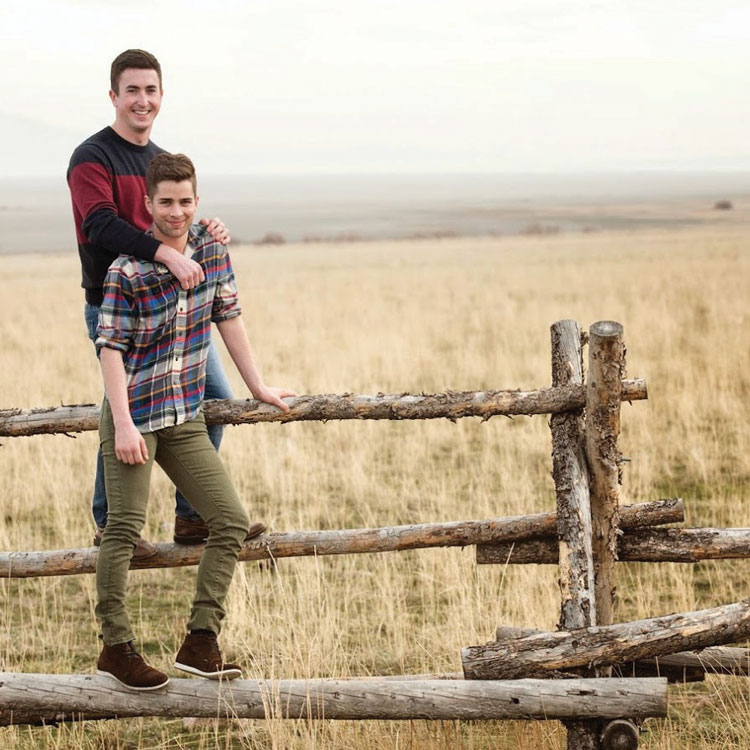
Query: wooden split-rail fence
[[1, 319, 749, 750]]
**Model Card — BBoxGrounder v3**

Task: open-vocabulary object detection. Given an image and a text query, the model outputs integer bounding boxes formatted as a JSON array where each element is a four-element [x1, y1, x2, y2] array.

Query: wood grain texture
[[585, 321, 625, 630], [463, 598, 750, 680], [476, 524, 750, 565], [0, 674, 667, 725], [0, 501, 683, 579], [0, 379, 648, 437], [551, 320, 595, 633], [490, 627, 750, 683], [550, 320, 599, 750]]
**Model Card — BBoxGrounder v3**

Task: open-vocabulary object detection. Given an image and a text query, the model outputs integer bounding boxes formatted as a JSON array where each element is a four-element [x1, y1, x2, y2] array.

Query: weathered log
[[0, 380, 648, 438], [550, 320, 599, 749], [615, 646, 750, 683], [0, 673, 667, 724], [551, 320, 595, 630], [586, 321, 625, 630], [476, 525, 750, 565], [493, 626, 750, 683], [601, 720, 640, 750], [0, 501, 682, 579], [0, 672, 460, 726], [650, 646, 750, 675], [619, 528, 750, 562], [462, 598, 750, 680]]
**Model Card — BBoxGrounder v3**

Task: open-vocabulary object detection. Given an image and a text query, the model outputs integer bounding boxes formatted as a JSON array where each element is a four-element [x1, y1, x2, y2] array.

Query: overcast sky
[[2, 0, 749, 177]]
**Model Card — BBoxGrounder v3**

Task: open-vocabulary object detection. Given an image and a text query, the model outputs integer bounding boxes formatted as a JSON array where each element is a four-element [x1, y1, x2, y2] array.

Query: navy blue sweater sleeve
[[82, 206, 160, 260], [69, 155, 160, 261]]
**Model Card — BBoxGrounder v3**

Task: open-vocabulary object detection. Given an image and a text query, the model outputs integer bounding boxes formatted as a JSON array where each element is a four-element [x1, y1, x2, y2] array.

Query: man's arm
[[216, 316, 296, 412], [68, 146, 228, 290], [99, 347, 149, 465], [70, 160, 205, 289], [68, 156, 161, 259]]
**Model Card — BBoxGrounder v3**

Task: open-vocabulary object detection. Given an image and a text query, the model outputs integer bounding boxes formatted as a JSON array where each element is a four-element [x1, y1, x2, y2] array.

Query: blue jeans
[[84, 303, 232, 527]]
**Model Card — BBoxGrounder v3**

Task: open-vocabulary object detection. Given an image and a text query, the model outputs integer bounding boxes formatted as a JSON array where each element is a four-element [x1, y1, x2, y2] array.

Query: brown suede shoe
[[174, 631, 242, 680], [94, 527, 158, 561], [174, 516, 267, 545], [97, 641, 169, 691], [173, 516, 210, 545]]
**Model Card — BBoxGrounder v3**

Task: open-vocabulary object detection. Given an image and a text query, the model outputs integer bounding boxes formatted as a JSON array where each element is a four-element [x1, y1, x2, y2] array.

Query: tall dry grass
[[0, 225, 749, 748]]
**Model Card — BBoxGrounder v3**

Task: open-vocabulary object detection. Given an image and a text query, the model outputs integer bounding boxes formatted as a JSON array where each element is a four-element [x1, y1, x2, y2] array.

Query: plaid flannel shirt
[[96, 224, 241, 433]]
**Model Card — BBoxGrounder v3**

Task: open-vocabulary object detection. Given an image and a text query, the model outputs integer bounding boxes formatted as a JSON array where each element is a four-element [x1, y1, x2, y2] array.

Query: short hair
[[146, 154, 197, 198], [110, 49, 162, 93]]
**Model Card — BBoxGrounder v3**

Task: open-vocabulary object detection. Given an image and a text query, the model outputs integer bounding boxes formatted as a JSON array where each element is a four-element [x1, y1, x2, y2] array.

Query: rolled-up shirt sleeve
[[96, 266, 136, 353], [211, 248, 242, 323]]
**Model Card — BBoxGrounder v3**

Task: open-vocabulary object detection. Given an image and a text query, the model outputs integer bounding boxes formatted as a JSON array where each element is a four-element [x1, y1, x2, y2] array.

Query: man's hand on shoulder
[[154, 244, 205, 290], [200, 217, 231, 245], [252, 385, 297, 414]]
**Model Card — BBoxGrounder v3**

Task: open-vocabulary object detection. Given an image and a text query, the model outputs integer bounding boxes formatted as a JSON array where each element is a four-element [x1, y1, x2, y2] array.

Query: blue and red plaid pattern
[[96, 224, 241, 433]]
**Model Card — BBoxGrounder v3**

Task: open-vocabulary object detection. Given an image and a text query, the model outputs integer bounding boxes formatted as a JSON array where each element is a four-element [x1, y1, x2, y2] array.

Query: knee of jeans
[[209, 506, 249, 542]]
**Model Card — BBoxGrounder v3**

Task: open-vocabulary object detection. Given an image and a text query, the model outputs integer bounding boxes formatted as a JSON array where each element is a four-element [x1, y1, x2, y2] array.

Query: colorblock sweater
[[67, 126, 165, 305]]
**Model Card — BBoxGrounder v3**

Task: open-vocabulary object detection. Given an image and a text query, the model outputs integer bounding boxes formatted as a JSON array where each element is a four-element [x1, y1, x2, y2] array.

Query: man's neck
[[111, 121, 152, 147], [153, 229, 190, 255]]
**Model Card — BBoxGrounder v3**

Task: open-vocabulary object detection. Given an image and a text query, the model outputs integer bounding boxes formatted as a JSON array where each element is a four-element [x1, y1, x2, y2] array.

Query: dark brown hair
[[146, 153, 197, 198], [110, 49, 162, 94]]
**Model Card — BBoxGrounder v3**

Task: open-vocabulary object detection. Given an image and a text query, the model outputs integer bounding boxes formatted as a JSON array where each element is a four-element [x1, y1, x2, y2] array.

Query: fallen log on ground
[[0, 379, 648, 437], [477, 526, 750, 565], [0, 673, 667, 725], [0, 500, 682, 579], [463, 599, 750, 680]]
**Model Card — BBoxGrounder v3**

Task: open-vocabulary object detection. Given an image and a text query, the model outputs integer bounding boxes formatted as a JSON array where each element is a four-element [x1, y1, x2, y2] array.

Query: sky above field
[[2, 0, 749, 177]]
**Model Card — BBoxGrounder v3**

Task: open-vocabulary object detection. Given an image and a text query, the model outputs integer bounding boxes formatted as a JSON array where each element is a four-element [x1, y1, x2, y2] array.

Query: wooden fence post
[[587, 320, 627, 748], [551, 320, 595, 629], [550, 320, 600, 750], [586, 321, 625, 629]]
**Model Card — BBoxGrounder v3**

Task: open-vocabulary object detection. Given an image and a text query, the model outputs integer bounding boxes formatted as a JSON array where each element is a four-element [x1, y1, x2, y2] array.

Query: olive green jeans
[[96, 400, 250, 645]]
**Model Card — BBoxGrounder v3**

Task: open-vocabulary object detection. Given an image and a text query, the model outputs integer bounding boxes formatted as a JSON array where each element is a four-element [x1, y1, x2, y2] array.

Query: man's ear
[[109, 89, 117, 107], [194, 195, 199, 210], [144, 194, 153, 216]]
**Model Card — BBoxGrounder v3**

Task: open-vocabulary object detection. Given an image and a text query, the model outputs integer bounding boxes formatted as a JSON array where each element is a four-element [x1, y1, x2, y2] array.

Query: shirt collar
[[146, 224, 207, 260]]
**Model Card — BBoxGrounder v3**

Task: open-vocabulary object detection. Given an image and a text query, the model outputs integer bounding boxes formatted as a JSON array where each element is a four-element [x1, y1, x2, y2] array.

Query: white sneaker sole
[[96, 669, 169, 691], [174, 661, 242, 680]]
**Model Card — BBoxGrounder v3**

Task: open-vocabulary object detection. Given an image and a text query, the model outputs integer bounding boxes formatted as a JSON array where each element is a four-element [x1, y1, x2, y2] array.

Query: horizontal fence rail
[[476, 526, 750, 565], [0, 379, 647, 438], [0, 674, 668, 724], [0, 500, 681, 579]]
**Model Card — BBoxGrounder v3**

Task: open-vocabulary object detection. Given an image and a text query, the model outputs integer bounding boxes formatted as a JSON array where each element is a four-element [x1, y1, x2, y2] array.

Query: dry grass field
[[0, 224, 749, 748]]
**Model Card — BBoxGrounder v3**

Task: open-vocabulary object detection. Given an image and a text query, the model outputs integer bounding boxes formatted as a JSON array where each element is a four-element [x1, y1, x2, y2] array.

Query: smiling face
[[109, 68, 163, 144], [145, 179, 199, 249]]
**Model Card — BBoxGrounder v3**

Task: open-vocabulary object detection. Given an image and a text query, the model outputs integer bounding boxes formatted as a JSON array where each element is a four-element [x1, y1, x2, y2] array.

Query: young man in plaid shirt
[[69, 49, 235, 555], [95, 152, 296, 690]]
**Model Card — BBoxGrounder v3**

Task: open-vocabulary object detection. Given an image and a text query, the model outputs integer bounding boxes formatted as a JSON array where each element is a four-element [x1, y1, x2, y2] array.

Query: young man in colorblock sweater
[[68, 49, 234, 554], [95, 152, 296, 689]]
